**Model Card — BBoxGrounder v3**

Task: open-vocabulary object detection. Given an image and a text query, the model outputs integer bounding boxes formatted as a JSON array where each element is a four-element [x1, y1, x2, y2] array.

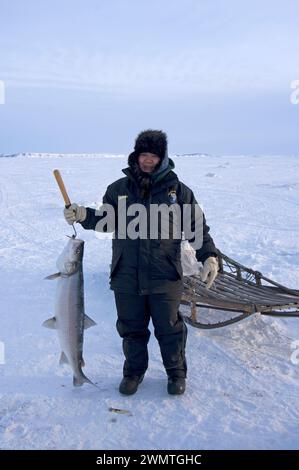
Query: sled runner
[[181, 251, 299, 329]]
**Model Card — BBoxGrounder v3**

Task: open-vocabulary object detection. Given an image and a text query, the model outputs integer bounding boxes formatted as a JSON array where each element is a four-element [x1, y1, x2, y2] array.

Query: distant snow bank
[[0, 152, 210, 159], [0, 153, 126, 159], [1, 152, 297, 159]]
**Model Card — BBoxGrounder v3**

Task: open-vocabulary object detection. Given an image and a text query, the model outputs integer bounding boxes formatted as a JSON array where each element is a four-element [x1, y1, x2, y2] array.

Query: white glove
[[201, 256, 219, 289], [63, 203, 87, 225]]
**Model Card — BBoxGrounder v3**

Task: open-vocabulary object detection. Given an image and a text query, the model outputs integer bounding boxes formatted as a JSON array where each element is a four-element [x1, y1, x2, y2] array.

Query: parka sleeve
[[80, 185, 116, 232]]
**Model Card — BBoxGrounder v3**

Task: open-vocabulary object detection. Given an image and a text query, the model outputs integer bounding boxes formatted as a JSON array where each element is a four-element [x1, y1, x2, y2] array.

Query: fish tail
[[73, 370, 95, 387]]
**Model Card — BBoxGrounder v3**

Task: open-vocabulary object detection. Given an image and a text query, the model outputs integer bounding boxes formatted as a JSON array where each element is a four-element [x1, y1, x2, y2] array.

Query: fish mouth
[[66, 236, 84, 244]]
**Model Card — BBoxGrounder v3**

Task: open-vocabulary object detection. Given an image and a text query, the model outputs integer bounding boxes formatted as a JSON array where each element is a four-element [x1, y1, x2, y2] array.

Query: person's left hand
[[201, 256, 219, 289]]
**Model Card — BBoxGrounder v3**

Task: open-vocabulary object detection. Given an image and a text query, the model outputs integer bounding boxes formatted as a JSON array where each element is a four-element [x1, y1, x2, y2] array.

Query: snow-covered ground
[[0, 153, 299, 450]]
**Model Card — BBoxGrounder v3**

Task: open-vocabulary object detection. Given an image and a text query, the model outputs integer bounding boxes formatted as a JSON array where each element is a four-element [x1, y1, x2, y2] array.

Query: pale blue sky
[[1, 0, 298, 154]]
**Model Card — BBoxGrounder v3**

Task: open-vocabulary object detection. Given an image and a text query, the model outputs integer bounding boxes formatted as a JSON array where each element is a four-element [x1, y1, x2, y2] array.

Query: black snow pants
[[114, 291, 187, 379]]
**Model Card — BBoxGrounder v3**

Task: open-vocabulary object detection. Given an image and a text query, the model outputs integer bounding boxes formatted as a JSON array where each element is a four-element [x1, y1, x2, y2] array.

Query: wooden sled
[[181, 251, 299, 329]]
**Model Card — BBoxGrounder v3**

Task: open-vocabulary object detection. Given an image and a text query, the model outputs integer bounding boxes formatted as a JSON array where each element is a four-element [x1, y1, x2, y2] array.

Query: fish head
[[56, 237, 85, 275]]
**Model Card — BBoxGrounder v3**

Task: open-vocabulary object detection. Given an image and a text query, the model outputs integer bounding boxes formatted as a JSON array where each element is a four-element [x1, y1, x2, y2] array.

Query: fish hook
[[72, 223, 77, 238], [66, 223, 77, 239]]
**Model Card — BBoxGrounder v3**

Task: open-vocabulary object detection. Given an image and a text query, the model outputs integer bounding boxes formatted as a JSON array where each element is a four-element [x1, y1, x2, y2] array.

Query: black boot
[[119, 375, 144, 395], [167, 377, 186, 395]]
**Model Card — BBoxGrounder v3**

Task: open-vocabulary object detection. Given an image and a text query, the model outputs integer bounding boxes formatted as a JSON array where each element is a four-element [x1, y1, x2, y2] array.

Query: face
[[138, 152, 160, 173]]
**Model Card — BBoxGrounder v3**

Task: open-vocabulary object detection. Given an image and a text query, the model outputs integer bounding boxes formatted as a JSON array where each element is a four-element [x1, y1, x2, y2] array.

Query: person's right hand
[[63, 203, 87, 225]]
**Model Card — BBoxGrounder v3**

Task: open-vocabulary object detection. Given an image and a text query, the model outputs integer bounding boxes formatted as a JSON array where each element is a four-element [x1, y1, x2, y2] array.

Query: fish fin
[[73, 373, 94, 387], [42, 317, 57, 329], [59, 351, 69, 365], [83, 314, 97, 329], [44, 272, 61, 280]]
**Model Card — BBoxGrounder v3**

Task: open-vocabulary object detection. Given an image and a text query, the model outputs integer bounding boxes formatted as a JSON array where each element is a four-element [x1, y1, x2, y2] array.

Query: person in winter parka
[[64, 129, 219, 395]]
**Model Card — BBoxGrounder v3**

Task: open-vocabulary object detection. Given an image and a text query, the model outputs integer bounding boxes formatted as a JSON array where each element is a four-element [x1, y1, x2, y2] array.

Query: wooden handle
[[53, 169, 71, 208]]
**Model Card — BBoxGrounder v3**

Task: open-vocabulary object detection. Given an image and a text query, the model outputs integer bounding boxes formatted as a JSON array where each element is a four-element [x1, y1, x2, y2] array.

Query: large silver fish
[[43, 236, 96, 386]]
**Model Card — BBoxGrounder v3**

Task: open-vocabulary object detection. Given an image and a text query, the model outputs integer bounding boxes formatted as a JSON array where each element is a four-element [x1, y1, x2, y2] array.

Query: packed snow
[[0, 153, 299, 450]]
